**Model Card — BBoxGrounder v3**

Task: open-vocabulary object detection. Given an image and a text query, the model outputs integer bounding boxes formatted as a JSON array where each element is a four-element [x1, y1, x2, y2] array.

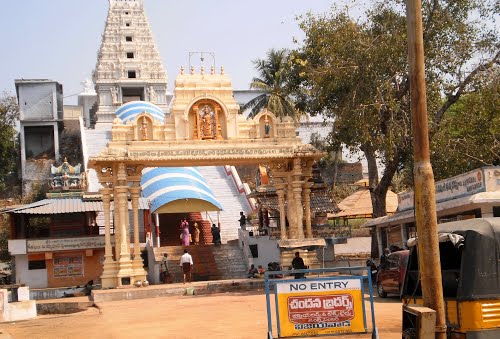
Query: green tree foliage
[[0, 93, 19, 191], [241, 48, 302, 121], [291, 0, 499, 216], [431, 71, 500, 180]]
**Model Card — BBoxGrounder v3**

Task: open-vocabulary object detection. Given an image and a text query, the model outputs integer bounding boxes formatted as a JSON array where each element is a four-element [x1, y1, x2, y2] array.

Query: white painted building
[[364, 167, 500, 255]]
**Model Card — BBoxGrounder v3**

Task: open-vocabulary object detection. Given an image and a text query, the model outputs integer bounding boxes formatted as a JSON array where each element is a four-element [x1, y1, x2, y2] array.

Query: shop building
[[364, 167, 500, 257]]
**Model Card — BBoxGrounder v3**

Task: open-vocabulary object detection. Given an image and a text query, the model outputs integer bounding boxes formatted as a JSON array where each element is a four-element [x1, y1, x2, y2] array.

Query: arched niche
[[254, 110, 277, 138], [134, 113, 153, 141], [188, 99, 227, 140]]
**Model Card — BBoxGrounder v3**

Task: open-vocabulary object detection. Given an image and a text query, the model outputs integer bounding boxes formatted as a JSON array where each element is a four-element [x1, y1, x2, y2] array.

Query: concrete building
[[15, 79, 63, 196]]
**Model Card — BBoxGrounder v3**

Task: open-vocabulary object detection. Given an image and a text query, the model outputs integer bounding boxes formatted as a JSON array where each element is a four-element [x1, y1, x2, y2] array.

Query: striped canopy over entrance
[[141, 167, 222, 213]]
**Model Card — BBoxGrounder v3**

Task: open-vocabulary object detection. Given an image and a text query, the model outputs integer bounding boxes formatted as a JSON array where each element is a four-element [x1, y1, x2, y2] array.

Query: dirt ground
[[0, 292, 402, 339]]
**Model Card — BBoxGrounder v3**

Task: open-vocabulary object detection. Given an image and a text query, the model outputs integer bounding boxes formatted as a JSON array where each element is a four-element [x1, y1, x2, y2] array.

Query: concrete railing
[[224, 165, 257, 211], [0, 286, 36, 322]]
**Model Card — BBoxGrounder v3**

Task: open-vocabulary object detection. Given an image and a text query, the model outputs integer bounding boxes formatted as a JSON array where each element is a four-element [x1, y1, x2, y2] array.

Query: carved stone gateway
[[89, 107, 324, 288]]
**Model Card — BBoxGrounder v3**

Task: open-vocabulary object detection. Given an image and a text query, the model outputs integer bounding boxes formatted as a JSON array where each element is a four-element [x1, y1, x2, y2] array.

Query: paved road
[[1, 292, 402, 338]]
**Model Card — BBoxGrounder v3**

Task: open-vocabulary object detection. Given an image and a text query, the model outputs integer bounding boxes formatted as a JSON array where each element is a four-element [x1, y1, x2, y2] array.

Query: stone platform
[[36, 278, 266, 314]]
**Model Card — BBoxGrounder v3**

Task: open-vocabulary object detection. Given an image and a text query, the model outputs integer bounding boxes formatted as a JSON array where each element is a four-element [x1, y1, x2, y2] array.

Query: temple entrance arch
[[89, 72, 324, 288]]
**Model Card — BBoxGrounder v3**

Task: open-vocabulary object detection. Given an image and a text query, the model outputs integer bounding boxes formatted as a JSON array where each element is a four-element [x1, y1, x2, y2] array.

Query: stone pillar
[[292, 183, 305, 239], [303, 182, 313, 238], [276, 183, 287, 240], [115, 185, 133, 285], [292, 158, 304, 240], [130, 185, 147, 281], [99, 187, 117, 288], [286, 174, 297, 239]]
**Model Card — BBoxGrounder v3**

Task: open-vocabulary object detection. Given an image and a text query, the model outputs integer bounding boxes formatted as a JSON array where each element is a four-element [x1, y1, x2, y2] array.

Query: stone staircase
[[82, 128, 111, 192], [153, 242, 248, 282], [195, 166, 251, 242]]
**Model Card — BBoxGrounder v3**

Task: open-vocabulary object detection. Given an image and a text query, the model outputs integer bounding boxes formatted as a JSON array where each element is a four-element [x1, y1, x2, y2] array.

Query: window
[[493, 206, 500, 217], [126, 52, 134, 59], [125, 36, 132, 42], [28, 260, 46, 270], [127, 70, 136, 78], [125, 22, 131, 27], [125, 11, 129, 15]]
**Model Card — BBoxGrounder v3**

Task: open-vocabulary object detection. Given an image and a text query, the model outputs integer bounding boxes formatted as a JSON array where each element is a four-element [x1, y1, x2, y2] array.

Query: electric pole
[[405, 1, 447, 338]]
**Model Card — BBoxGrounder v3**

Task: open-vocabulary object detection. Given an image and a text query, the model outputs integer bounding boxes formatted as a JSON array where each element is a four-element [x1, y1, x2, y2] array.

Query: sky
[[0, 0, 361, 105]]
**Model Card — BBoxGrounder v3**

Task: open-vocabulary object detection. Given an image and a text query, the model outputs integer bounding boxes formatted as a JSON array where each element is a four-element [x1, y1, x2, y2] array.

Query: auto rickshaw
[[402, 218, 500, 338]]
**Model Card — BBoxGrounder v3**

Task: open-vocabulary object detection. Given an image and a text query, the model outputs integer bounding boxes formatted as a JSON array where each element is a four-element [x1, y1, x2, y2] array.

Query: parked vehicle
[[376, 250, 409, 298], [402, 218, 500, 338]]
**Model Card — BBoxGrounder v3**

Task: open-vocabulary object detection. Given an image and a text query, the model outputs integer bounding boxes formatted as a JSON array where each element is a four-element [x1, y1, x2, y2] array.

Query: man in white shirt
[[179, 249, 193, 284]]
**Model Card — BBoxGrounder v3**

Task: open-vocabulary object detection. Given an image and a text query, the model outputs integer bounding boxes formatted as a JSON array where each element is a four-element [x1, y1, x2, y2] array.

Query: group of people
[[179, 218, 223, 246], [246, 252, 308, 280], [179, 218, 200, 246]]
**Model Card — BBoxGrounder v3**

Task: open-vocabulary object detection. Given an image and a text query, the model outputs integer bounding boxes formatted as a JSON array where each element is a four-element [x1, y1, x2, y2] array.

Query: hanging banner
[[275, 278, 366, 337]]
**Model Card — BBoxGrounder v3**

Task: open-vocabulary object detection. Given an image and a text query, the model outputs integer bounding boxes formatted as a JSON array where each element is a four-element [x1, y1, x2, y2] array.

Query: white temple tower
[[92, 0, 168, 128]]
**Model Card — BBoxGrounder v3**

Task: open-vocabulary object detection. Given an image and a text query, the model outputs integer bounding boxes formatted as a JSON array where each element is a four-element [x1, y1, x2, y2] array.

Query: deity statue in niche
[[264, 115, 271, 137], [141, 117, 149, 140], [201, 105, 214, 140], [147, 86, 156, 103], [110, 86, 119, 105]]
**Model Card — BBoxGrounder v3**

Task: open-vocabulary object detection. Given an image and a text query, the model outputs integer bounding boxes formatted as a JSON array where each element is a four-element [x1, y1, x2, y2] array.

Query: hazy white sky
[[0, 0, 360, 104]]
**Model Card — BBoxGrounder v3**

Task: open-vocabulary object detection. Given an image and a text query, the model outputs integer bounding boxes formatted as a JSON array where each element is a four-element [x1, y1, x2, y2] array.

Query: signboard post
[[265, 267, 378, 338]]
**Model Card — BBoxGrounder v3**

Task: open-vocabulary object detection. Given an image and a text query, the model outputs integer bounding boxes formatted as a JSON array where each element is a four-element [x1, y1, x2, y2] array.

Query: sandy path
[[1, 292, 402, 339]]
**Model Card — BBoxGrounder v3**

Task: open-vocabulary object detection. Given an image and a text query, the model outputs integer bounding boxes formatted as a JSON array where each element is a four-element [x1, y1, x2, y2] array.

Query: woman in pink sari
[[180, 218, 190, 246]]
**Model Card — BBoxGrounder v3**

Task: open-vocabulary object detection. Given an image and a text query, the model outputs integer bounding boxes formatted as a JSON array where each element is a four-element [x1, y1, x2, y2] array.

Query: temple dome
[[115, 101, 164, 123]]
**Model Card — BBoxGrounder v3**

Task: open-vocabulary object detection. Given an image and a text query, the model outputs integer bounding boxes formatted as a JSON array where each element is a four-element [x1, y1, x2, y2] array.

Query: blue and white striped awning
[[141, 167, 222, 213], [115, 101, 164, 123]]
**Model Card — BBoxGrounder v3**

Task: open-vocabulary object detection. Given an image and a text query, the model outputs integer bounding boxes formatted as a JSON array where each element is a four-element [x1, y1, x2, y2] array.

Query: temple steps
[[195, 166, 251, 242], [153, 243, 248, 282]]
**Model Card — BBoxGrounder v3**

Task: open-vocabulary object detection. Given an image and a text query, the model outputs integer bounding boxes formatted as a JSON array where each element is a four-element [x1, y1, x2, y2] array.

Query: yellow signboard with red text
[[276, 278, 366, 337]]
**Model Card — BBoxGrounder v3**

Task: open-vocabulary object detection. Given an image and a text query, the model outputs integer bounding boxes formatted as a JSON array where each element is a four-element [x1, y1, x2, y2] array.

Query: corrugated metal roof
[[5, 197, 150, 215], [252, 189, 339, 214]]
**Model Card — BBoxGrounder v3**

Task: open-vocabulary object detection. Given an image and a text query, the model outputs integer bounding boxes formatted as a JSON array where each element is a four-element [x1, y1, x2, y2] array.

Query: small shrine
[[48, 158, 87, 196]]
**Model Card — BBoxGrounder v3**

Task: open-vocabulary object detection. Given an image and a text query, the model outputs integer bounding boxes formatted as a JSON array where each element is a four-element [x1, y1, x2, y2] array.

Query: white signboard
[[398, 168, 485, 211], [27, 236, 108, 253]]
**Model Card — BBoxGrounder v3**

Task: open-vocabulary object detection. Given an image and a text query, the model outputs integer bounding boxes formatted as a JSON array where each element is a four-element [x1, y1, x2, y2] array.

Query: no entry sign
[[275, 278, 365, 337]]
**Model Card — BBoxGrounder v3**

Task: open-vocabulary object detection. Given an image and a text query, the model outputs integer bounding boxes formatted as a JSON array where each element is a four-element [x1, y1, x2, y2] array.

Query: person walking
[[180, 249, 193, 284], [291, 252, 306, 279]]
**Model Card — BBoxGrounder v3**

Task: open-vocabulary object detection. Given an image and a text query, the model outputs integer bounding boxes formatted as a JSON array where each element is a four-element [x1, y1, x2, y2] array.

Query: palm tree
[[241, 49, 301, 121]]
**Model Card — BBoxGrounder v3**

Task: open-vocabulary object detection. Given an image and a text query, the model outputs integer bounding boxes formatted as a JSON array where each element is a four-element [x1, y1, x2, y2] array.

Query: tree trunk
[[372, 151, 401, 218], [360, 143, 379, 189]]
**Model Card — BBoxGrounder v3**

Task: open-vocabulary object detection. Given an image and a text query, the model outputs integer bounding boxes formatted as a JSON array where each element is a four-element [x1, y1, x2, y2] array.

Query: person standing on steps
[[238, 211, 247, 230], [180, 249, 193, 284], [211, 223, 221, 246], [193, 222, 200, 245], [180, 218, 191, 246], [160, 253, 171, 284]]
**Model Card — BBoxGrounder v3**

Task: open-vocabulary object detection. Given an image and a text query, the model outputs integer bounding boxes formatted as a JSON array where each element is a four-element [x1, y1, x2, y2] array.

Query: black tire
[[377, 283, 387, 298]]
